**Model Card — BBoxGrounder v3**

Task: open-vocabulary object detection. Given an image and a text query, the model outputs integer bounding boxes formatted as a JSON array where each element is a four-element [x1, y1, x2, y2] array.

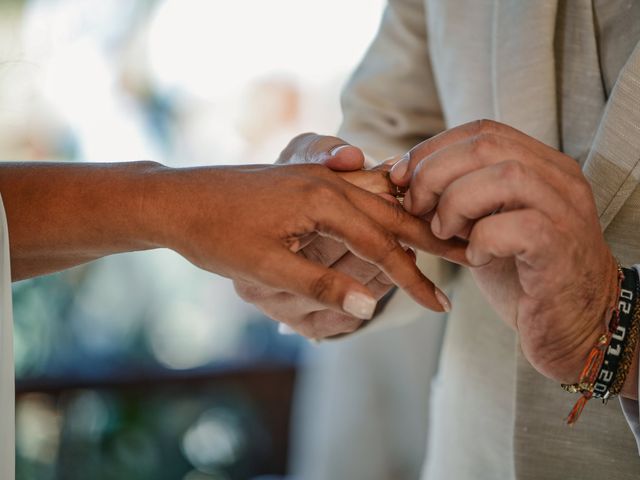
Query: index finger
[[390, 119, 580, 186], [311, 198, 448, 312], [342, 183, 468, 266], [338, 169, 396, 196]]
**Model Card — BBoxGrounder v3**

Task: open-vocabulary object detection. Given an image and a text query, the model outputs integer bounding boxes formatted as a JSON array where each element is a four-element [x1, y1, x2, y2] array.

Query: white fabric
[[0, 196, 14, 479]]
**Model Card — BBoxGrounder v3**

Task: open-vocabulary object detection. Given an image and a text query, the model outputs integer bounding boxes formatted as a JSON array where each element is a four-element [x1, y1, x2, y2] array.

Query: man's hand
[[390, 120, 637, 399], [234, 133, 456, 339]]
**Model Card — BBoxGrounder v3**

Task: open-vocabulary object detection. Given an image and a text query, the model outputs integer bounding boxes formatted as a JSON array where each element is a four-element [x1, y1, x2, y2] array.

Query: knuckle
[[339, 319, 364, 334], [301, 241, 333, 265], [522, 210, 552, 247], [387, 201, 409, 225], [370, 233, 402, 265], [470, 119, 499, 136], [252, 249, 281, 277], [301, 162, 330, 178], [434, 204, 452, 231], [469, 132, 498, 159], [412, 160, 432, 189], [498, 159, 526, 183], [288, 315, 318, 339], [297, 324, 319, 340], [438, 185, 459, 214], [573, 177, 594, 203], [470, 220, 490, 246], [520, 209, 542, 230], [233, 280, 266, 302], [309, 312, 363, 338], [305, 312, 335, 339], [308, 272, 338, 303], [308, 180, 341, 205]]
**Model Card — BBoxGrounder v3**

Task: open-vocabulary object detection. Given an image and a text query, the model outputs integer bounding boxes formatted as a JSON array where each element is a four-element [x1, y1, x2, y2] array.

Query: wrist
[[127, 161, 175, 250], [140, 164, 228, 254], [567, 254, 620, 384]]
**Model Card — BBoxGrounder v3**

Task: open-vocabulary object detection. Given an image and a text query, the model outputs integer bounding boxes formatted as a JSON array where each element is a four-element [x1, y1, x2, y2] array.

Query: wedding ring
[[386, 170, 407, 200]]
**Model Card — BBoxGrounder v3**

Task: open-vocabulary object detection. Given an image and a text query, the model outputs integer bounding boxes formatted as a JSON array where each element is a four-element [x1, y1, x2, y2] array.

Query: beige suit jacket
[[338, 0, 640, 478]]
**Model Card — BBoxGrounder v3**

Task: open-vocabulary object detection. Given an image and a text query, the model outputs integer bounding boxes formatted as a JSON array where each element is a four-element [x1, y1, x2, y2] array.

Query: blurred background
[[2, 0, 388, 478]]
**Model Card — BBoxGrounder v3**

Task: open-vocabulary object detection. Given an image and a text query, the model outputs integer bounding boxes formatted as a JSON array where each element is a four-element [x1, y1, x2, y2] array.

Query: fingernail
[[278, 324, 296, 335], [329, 145, 349, 157], [466, 247, 488, 266], [383, 153, 404, 166], [390, 152, 410, 181], [343, 291, 377, 319], [431, 213, 442, 237], [434, 286, 451, 313], [403, 191, 412, 211]]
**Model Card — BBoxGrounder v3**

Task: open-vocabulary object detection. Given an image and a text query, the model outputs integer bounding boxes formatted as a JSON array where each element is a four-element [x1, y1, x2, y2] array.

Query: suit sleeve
[[335, 0, 453, 336], [337, 0, 445, 161]]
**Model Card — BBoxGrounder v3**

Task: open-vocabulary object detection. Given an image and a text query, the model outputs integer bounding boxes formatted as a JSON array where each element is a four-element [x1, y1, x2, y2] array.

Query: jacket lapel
[[583, 41, 640, 229], [492, 0, 559, 148], [493, 0, 640, 230]]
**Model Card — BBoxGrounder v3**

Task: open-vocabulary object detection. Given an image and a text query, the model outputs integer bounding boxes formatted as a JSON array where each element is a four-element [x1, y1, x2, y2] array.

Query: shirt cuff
[[620, 265, 640, 454]]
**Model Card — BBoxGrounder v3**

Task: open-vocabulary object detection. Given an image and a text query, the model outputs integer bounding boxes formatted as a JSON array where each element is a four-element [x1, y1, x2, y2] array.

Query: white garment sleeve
[[619, 264, 640, 454], [0, 195, 15, 478], [350, 251, 455, 337]]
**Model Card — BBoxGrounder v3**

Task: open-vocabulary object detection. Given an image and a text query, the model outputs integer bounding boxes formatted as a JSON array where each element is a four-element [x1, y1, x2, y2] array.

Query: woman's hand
[[157, 159, 465, 337], [228, 133, 462, 339], [1, 133, 464, 340]]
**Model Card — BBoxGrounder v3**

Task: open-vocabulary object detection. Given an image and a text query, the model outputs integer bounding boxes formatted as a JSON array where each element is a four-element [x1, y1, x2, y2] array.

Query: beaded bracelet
[[593, 267, 637, 400], [561, 264, 623, 424], [561, 265, 640, 425], [609, 268, 640, 398]]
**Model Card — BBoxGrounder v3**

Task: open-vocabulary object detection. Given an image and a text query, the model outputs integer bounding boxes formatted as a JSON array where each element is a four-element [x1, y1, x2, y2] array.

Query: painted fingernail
[[390, 152, 410, 181], [278, 324, 296, 335], [434, 286, 451, 312], [329, 145, 349, 157], [343, 291, 377, 319], [431, 213, 442, 237]]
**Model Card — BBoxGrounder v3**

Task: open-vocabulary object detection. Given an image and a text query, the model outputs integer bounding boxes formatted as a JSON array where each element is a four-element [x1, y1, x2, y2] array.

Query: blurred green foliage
[[16, 385, 286, 480]]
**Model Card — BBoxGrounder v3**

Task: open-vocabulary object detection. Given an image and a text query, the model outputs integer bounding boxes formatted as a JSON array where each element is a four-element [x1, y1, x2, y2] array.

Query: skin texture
[[234, 135, 457, 339], [1, 133, 465, 334], [390, 119, 638, 400]]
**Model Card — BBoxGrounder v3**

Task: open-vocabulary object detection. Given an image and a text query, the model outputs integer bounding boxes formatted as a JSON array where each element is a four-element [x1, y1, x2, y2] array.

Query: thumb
[[278, 133, 365, 171], [322, 143, 365, 171]]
